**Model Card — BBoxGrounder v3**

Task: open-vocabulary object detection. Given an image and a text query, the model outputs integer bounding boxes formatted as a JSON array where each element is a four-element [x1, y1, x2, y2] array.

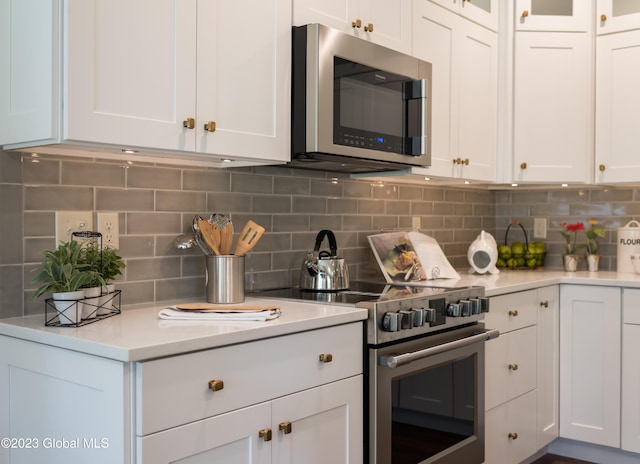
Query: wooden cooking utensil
[[234, 220, 265, 256], [197, 218, 221, 255], [219, 221, 234, 255]]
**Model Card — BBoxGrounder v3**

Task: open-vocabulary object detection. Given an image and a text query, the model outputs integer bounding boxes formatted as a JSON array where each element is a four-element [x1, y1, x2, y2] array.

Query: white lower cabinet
[[137, 376, 362, 464], [622, 288, 640, 453], [0, 337, 128, 464], [484, 285, 559, 464], [135, 322, 363, 464], [559, 285, 621, 447], [0, 322, 363, 464], [485, 390, 537, 464]]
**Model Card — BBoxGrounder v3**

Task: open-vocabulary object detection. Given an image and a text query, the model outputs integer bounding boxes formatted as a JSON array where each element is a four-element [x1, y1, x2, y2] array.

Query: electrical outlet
[[412, 216, 421, 231], [55, 211, 94, 245], [533, 218, 547, 239], [97, 212, 120, 249]]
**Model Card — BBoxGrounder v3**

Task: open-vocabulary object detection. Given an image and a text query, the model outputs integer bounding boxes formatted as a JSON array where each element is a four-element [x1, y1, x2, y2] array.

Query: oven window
[[391, 354, 476, 463]]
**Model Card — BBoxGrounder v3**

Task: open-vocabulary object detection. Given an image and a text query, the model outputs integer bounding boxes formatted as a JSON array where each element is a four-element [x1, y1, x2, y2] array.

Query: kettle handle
[[313, 230, 338, 256]]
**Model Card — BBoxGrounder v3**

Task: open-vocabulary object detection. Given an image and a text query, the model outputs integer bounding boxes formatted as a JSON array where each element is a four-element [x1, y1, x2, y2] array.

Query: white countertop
[[0, 297, 367, 362], [4, 270, 640, 362], [444, 269, 640, 296]]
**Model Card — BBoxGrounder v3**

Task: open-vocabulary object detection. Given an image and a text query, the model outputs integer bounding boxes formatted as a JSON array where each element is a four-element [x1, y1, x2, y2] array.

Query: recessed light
[[121, 149, 138, 154], [424, 176, 431, 181], [561, 183, 569, 187], [221, 159, 232, 163], [511, 183, 518, 187]]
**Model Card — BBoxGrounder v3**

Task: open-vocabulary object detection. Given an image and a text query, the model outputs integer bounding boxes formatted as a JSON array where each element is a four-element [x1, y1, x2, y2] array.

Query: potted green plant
[[97, 245, 125, 313], [32, 241, 103, 324]]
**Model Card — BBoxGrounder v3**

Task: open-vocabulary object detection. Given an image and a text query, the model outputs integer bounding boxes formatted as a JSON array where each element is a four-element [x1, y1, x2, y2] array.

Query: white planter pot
[[98, 283, 116, 315], [82, 286, 102, 319], [52, 290, 85, 325]]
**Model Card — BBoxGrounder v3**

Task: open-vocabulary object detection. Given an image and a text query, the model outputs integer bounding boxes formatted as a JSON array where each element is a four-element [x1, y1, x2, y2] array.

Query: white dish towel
[[158, 304, 281, 322]]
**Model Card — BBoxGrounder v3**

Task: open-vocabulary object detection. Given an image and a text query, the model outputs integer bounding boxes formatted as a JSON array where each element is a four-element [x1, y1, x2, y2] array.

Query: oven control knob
[[460, 300, 472, 317], [399, 310, 414, 330], [447, 303, 461, 317], [412, 308, 425, 327], [480, 297, 490, 313], [382, 312, 400, 332], [470, 298, 481, 315], [424, 308, 436, 323]]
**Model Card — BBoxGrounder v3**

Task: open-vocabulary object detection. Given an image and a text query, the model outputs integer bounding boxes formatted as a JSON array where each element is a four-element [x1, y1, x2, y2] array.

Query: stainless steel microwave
[[291, 24, 432, 173]]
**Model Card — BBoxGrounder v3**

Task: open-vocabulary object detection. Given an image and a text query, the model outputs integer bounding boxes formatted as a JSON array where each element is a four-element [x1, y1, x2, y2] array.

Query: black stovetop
[[248, 281, 460, 306]]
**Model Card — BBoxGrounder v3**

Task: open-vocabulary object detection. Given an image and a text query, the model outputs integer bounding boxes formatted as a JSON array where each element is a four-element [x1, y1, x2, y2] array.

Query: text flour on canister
[[617, 220, 640, 273]]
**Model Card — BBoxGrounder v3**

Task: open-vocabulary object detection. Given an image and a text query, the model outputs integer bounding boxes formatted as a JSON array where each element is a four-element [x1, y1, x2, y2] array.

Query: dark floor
[[530, 454, 596, 464]]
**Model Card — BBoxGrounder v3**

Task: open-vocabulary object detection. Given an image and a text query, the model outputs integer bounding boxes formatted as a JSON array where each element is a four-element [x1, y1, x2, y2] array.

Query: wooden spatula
[[234, 220, 265, 256]]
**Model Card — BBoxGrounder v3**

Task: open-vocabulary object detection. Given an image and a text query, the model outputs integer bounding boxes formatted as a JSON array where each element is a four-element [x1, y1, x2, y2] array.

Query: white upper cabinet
[[515, 0, 591, 32], [412, 0, 497, 182], [512, 32, 592, 184], [597, 0, 640, 35], [1, 0, 291, 166], [595, 29, 640, 183], [293, 0, 412, 53], [429, 0, 499, 31]]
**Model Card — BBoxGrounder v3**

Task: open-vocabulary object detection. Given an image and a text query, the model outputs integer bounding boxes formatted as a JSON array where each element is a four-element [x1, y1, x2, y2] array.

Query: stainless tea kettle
[[300, 230, 350, 291]]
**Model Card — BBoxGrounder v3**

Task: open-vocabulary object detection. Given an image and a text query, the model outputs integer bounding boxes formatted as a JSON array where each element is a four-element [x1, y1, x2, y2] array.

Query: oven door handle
[[378, 328, 500, 368]]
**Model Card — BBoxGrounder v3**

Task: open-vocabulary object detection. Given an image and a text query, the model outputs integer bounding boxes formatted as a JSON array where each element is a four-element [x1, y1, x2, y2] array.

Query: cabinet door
[[429, 0, 498, 31], [595, 30, 640, 183], [0, 0, 57, 145], [513, 32, 592, 183], [412, 1, 497, 182], [272, 376, 363, 464], [621, 288, 640, 453], [485, 326, 537, 411], [359, 0, 412, 53], [622, 324, 640, 453], [559, 285, 621, 447], [137, 402, 271, 464], [536, 285, 559, 449], [485, 390, 537, 464], [597, 0, 640, 35], [485, 289, 538, 334], [66, 0, 197, 151], [515, 0, 591, 32], [0, 337, 127, 464], [196, 0, 290, 162], [294, 0, 410, 53], [455, 19, 498, 182]]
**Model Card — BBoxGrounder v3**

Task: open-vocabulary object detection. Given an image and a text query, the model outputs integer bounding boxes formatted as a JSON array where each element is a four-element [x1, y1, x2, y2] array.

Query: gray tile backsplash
[[3, 148, 640, 319]]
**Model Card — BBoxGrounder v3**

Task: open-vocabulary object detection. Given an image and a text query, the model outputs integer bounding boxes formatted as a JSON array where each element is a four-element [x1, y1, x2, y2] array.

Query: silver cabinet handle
[[379, 329, 500, 368]]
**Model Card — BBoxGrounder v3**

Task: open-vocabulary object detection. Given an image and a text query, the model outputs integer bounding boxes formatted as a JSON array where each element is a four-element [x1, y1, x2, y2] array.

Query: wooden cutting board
[[174, 303, 280, 312]]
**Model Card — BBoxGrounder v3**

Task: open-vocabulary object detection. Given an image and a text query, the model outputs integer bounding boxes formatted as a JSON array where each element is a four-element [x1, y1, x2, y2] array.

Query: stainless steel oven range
[[249, 283, 499, 464]]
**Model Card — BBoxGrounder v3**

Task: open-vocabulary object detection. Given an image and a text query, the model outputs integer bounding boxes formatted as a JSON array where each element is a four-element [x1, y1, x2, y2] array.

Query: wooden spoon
[[197, 218, 221, 255], [234, 220, 265, 256]]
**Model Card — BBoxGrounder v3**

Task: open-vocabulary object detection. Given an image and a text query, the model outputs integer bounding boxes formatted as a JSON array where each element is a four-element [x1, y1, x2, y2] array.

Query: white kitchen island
[[0, 298, 367, 464]]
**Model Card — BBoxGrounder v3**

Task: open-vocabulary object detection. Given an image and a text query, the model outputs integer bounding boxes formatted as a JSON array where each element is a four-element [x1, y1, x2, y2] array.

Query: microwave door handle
[[404, 78, 428, 156], [378, 328, 500, 369]]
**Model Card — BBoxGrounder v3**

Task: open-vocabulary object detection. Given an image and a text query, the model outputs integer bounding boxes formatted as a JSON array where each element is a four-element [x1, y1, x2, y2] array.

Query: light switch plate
[[533, 218, 547, 239], [55, 211, 94, 245]]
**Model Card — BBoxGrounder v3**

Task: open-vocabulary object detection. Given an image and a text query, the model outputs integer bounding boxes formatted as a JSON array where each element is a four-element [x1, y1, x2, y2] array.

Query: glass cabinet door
[[598, 0, 640, 34], [515, 0, 590, 32]]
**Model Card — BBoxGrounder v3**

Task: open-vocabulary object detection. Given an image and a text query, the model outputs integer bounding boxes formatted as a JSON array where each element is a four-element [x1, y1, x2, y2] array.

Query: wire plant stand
[[44, 231, 122, 327]]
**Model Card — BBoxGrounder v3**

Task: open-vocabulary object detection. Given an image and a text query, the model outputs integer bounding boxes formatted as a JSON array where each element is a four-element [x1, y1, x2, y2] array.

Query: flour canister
[[617, 220, 640, 273]]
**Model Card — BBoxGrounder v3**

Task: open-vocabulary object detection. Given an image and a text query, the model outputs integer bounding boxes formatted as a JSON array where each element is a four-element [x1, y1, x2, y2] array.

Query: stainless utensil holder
[[206, 255, 245, 303]]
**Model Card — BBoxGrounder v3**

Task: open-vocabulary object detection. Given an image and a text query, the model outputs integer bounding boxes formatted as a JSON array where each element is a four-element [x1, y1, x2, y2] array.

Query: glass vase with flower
[[560, 222, 586, 271], [585, 219, 605, 271]]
